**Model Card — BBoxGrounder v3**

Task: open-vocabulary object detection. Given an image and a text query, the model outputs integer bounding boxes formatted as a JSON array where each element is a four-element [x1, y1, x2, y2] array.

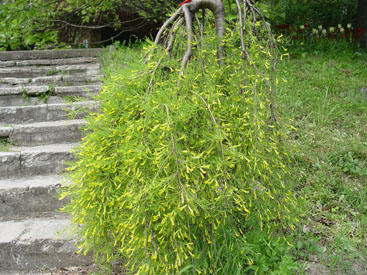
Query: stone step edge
[[0, 174, 68, 190], [0, 48, 103, 61], [0, 63, 100, 74], [0, 57, 99, 68], [0, 85, 101, 96], [0, 143, 78, 179], [0, 119, 87, 136], [0, 75, 102, 86], [0, 174, 71, 222], [0, 217, 93, 272], [0, 120, 87, 146], [0, 101, 98, 124]]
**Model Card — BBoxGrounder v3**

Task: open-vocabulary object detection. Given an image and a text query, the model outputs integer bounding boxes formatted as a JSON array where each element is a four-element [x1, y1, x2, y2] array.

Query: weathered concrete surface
[[0, 143, 78, 179], [6, 119, 87, 146], [0, 84, 101, 97], [0, 175, 69, 221], [0, 152, 21, 178], [0, 101, 97, 124], [0, 126, 12, 137], [0, 49, 101, 272], [0, 86, 49, 96], [0, 75, 102, 88], [0, 64, 100, 78], [0, 95, 65, 108], [0, 48, 102, 61], [15, 57, 99, 66], [0, 218, 92, 272], [54, 85, 101, 97]]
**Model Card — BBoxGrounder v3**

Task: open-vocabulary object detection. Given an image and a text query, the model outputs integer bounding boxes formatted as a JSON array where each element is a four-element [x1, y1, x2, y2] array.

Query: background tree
[[357, 0, 367, 48], [0, 0, 178, 50]]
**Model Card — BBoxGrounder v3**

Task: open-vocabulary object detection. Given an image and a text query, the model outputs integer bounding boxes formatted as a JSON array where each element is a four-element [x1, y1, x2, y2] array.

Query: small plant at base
[[21, 87, 30, 102], [60, 0, 298, 274]]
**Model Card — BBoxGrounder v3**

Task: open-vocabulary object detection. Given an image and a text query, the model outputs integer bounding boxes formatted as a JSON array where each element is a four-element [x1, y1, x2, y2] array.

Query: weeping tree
[[61, 0, 298, 274]]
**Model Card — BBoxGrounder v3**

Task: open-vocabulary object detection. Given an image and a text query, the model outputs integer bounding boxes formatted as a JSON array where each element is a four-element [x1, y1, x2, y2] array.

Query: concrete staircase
[[0, 49, 102, 274]]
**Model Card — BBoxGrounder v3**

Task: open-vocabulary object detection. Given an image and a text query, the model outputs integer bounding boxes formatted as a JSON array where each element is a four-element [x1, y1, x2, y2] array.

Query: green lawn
[[276, 51, 367, 273]]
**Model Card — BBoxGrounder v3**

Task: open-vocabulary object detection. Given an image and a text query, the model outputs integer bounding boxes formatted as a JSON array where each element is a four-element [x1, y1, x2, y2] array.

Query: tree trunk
[[357, 0, 367, 48]]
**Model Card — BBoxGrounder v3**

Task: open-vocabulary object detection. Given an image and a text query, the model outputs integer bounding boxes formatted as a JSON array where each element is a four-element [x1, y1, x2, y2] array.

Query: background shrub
[[262, 0, 357, 28]]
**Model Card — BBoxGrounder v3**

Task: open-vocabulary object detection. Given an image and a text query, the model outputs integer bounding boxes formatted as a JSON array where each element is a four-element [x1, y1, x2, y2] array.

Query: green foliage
[[0, 139, 10, 152], [0, 0, 177, 50], [275, 51, 367, 272], [279, 24, 362, 56], [61, 14, 297, 274], [261, 0, 357, 28], [0, 0, 60, 50]]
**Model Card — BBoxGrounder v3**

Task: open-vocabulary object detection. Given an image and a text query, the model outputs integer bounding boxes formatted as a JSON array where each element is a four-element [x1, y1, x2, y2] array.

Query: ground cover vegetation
[[60, 0, 301, 274], [276, 45, 367, 273]]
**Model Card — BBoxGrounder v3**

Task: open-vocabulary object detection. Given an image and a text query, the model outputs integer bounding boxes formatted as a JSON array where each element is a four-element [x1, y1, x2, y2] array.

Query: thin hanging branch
[[152, 0, 277, 120]]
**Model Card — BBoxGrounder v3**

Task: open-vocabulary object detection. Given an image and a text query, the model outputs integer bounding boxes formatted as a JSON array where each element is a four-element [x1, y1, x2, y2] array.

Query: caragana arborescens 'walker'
[[61, 0, 298, 274]]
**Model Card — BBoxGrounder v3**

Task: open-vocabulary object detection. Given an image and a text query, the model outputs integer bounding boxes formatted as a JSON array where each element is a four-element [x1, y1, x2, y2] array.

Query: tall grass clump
[[61, 1, 298, 273]]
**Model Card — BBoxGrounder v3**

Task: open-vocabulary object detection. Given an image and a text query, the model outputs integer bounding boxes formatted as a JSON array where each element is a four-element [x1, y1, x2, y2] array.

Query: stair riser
[[0, 152, 75, 179], [0, 57, 98, 68], [0, 240, 92, 272], [8, 124, 86, 146], [0, 76, 101, 88], [0, 103, 97, 124], [0, 186, 67, 221], [0, 48, 102, 61], [0, 69, 100, 79], [0, 93, 98, 107]]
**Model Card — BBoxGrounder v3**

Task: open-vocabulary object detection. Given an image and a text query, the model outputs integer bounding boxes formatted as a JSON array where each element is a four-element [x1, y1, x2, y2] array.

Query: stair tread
[[0, 75, 102, 86], [0, 216, 74, 243], [8, 142, 79, 153], [11, 119, 86, 128], [0, 84, 101, 95], [0, 48, 102, 61], [0, 63, 99, 71], [0, 174, 66, 190], [0, 100, 97, 110]]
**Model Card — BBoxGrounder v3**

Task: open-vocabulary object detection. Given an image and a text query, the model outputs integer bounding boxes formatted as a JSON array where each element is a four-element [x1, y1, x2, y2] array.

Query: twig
[[154, 8, 183, 45]]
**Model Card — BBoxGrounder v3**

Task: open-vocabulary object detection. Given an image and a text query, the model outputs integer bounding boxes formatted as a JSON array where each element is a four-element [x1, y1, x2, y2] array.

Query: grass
[[0, 139, 10, 151], [275, 49, 367, 273]]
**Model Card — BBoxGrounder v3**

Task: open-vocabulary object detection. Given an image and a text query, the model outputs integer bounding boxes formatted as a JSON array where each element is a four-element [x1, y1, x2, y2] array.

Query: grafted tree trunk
[[154, 0, 225, 71], [357, 0, 367, 48]]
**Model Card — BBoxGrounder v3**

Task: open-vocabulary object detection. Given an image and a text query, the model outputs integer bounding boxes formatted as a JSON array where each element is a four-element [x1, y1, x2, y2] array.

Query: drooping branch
[[152, 0, 277, 120], [180, 5, 195, 74]]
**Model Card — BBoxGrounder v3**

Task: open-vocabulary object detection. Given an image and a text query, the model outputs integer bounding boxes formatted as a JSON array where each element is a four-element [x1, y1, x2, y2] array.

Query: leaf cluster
[[0, 0, 177, 50]]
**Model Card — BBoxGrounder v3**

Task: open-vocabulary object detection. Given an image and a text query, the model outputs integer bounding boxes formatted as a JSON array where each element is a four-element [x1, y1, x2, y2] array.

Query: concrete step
[[0, 175, 68, 222], [0, 48, 102, 61], [0, 74, 102, 88], [0, 119, 87, 146], [0, 85, 101, 107], [0, 56, 99, 68], [0, 63, 100, 78], [0, 217, 92, 272], [0, 101, 98, 124], [0, 143, 78, 179]]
